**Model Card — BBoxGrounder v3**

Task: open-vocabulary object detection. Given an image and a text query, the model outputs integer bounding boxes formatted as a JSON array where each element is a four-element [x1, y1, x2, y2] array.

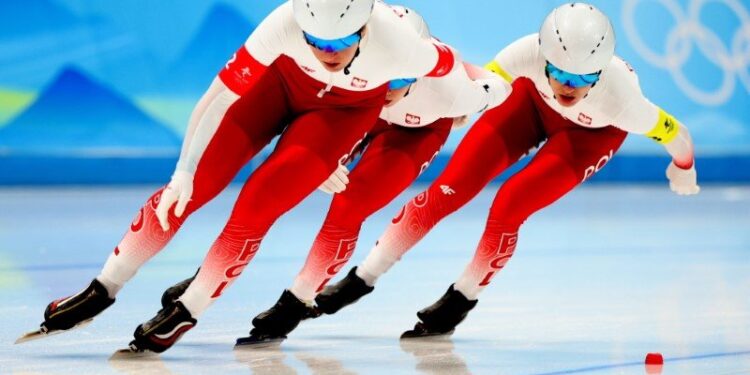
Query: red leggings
[[291, 118, 453, 300], [113, 56, 387, 314], [371, 78, 627, 298]]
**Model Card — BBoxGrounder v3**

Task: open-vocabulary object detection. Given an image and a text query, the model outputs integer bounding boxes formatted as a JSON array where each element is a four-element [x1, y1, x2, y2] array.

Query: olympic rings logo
[[622, 0, 750, 105]]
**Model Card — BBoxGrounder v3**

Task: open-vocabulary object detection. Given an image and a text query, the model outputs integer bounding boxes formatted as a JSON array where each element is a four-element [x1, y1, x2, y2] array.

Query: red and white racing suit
[[97, 1, 457, 316], [290, 59, 511, 301], [355, 33, 695, 300]]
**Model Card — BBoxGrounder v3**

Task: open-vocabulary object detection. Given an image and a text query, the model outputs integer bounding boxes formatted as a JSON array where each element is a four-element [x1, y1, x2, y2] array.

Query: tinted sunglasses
[[545, 61, 601, 88], [303, 31, 362, 53]]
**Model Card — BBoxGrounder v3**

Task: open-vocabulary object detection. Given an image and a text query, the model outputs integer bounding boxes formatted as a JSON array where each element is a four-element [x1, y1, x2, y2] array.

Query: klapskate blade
[[399, 329, 455, 341], [109, 348, 157, 360], [234, 335, 285, 349], [14, 320, 93, 344]]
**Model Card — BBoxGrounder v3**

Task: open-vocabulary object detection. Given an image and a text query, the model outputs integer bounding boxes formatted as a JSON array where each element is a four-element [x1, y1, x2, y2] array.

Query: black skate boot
[[314, 267, 374, 315], [235, 290, 312, 347], [401, 285, 478, 339], [127, 301, 197, 354], [160, 268, 199, 308], [16, 279, 116, 344]]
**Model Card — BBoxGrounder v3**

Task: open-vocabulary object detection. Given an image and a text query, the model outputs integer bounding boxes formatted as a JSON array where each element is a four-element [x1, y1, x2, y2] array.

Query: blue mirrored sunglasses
[[388, 78, 417, 90], [545, 62, 601, 88], [303, 31, 361, 53]]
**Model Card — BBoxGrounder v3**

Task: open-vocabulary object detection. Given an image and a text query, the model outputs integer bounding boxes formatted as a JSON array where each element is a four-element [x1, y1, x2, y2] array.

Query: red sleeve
[[425, 42, 455, 78], [218, 46, 269, 95]]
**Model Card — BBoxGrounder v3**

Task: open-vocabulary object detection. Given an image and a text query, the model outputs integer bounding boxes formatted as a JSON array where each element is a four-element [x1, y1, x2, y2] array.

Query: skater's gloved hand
[[666, 161, 700, 195], [319, 164, 349, 194], [156, 171, 194, 231]]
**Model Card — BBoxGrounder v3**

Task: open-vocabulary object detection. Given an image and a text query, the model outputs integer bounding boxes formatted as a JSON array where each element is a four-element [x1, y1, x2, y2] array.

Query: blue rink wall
[[0, 0, 747, 185], [1, 154, 748, 185]]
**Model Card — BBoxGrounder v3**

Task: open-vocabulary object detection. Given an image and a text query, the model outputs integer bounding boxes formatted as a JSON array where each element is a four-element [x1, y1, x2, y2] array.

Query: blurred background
[[0, 0, 748, 185]]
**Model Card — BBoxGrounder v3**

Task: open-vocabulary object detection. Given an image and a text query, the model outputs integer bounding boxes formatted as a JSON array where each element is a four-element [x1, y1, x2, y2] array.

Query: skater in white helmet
[[22, 0, 460, 355], [160, 5, 512, 346], [314, 3, 699, 338]]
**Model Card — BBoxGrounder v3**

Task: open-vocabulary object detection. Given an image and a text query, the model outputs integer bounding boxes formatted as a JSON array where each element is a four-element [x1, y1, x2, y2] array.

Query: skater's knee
[[326, 196, 368, 228], [488, 186, 535, 226]]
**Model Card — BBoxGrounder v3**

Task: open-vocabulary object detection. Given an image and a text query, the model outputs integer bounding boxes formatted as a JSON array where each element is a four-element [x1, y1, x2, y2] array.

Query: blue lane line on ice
[[532, 350, 750, 375]]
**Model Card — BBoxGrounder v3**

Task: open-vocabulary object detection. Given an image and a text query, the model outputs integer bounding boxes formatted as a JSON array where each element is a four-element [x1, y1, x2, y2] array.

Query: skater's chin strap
[[343, 46, 361, 76]]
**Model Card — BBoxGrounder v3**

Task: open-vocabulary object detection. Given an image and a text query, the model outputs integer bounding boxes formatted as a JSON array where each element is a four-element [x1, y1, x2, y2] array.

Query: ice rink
[[1, 184, 749, 374]]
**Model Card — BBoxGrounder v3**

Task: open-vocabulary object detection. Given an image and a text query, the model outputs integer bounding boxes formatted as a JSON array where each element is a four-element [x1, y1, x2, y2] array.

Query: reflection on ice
[[400, 337, 470, 375]]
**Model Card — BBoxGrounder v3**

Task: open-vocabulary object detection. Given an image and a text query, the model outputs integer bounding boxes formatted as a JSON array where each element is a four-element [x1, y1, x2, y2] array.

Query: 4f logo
[[649, 113, 677, 143], [440, 185, 455, 195]]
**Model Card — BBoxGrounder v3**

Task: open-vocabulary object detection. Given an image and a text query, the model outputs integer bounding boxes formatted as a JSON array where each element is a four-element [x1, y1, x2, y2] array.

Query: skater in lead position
[[312, 3, 700, 338], [22, 0, 458, 353], [160, 6, 511, 345]]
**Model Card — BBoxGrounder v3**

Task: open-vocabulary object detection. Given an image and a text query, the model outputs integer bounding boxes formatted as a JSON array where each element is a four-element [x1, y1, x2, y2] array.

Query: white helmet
[[389, 5, 431, 39], [539, 3, 615, 74], [293, 0, 375, 40]]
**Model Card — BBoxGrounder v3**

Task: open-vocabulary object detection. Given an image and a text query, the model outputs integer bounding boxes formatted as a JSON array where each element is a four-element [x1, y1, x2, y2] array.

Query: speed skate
[[15, 320, 93, 344]]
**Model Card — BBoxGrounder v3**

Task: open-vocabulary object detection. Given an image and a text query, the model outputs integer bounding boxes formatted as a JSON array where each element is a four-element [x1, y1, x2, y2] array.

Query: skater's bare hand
[[156, 171, 194, 231], [319, 164, 350, 194]]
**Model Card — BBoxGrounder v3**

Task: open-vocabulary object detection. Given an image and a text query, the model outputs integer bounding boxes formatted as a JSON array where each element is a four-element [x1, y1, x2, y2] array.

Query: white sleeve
[[444, 63, 511, 117], [243, 2, 294, 66], [616, 96, 662, 135], [607, 62, 665, 136], [492, 34, 540, 80], [175, 87, 240, 174], [399, 35, 454, 79], [176, 78, 226, 170]]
